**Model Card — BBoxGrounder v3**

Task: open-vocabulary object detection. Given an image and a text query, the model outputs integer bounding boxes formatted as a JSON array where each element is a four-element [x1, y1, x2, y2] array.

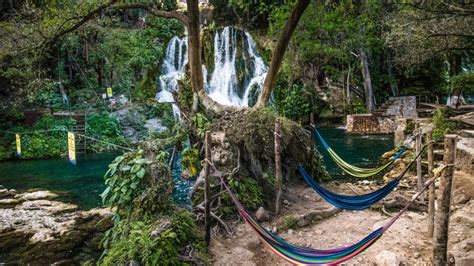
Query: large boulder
[[111, 107, 146, 143], [144, 118, 168, 135], [0, 189, 113, 264]]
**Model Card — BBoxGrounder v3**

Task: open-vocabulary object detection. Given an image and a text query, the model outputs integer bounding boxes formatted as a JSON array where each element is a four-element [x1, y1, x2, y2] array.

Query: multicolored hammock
[[219, 173, 435, 265], [313, 128, 406, 178], [298, 143, 426, 210]]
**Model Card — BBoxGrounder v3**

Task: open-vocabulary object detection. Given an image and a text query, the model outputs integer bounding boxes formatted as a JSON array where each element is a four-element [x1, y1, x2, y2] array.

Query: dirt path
[[210, 171, 474, 265]]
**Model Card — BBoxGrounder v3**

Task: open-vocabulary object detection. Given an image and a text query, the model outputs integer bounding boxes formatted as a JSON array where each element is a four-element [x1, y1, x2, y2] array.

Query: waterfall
[[156, 27, 267, 109], [207, 27, 268, 107], [156, 35, 188, 118]]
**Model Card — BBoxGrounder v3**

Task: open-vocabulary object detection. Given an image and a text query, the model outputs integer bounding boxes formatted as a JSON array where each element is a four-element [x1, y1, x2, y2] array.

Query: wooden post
[[275, 118, 282, 214], [427, 130, 435, 238], [416, 123, 424, 203], [433, 135, 457, 265], [204, 131, 211, 250]]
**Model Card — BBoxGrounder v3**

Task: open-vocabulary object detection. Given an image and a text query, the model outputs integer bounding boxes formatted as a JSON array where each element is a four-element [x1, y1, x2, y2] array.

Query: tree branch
[[114, 4, 188, 25]]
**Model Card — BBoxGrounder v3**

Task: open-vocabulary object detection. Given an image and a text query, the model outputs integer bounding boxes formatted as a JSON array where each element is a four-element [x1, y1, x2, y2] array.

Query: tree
[[255, 0, 311, 108]]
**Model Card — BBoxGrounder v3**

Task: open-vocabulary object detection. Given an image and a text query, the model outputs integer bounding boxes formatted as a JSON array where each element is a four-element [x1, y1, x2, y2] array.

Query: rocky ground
[[210, 170, 474, 265], [0, 187, 113, 264]]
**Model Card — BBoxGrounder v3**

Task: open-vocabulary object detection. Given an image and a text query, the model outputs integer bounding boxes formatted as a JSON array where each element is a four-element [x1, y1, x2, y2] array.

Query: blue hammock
[[298, 145, 423, 210]]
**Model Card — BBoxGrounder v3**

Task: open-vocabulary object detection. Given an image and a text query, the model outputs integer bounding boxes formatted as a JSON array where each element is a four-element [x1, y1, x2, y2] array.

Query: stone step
[[459, 130, 474, 138]]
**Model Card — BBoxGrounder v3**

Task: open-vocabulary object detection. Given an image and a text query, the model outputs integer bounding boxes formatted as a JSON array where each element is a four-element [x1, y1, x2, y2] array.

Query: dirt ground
[[210, 171, 474, 265]]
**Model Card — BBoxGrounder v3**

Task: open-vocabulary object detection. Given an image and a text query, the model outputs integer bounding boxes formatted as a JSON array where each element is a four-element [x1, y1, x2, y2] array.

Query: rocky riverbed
[[0, 186, 113, 264]]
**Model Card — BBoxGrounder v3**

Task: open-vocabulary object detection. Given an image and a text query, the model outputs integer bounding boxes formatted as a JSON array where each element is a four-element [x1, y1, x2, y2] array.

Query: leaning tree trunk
[[254, 0, 311, 108], [359, 49, 375, 113]]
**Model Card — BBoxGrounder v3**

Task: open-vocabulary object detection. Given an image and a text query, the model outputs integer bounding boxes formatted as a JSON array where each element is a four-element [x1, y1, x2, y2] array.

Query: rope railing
[[0, 128, 134, 153]]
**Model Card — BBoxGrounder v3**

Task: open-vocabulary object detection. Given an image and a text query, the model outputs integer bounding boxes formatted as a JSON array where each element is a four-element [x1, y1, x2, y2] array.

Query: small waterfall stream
[[156, 27, 267, 108], [156, 35, 188, 118]]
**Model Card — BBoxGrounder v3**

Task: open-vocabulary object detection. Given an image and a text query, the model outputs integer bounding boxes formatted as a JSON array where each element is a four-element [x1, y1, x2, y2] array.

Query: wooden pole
[[416, 124, 424, 203], [427, 130, 435, 238], [275, 118, 282, 214], [433, 134, 457, 265], [204, 131, 211, 250]]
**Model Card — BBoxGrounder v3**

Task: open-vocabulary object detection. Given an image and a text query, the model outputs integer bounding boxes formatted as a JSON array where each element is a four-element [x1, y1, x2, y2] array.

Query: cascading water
[[156, 27, 267, 109], [156, 35, 188, 118], [207, 27, 268, 107]]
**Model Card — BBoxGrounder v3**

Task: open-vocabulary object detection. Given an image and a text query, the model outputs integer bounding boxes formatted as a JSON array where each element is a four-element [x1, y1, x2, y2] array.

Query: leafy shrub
[[8, 115, 74, 159], [276, 84, 311, 120], [226, 176, 263, 211], [100, 211, 204, 266], [86, 112, 129, 152], [191, 113, 211, 138], [282, 215, 298, 230], [432, 108, 457, 142], [351, 97, 368, 114], [181, 147, 200, 177]]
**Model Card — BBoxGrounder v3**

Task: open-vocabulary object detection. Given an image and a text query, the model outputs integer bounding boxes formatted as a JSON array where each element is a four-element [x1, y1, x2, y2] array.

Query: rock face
[[144, 118, 168, 135], [0, 189, 113, 264], [456, 132, 474, 176], [111, 107, 146, 143]]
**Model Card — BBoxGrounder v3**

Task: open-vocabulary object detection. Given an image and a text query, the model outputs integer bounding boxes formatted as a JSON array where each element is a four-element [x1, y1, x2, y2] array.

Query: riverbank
[[0, 187, 113, 264]]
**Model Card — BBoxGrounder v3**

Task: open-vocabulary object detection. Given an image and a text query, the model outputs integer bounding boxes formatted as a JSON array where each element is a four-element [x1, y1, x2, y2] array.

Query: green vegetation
[[0, 115, 73, 160], [432, 109, 458, 142], [86, 112, 129, 152], [101, 149, 204, 264], [100, 211, 203, 266], [282, 215, 298, 230], [0, 113, 129, 160]]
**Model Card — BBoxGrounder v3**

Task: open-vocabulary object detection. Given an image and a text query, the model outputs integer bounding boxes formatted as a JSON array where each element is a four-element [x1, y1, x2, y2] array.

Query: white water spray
[[156, 27, 267, 109]]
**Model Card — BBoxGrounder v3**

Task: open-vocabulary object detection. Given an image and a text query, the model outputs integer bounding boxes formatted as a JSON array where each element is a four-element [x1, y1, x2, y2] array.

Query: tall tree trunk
[[359, 49, 375, 113], [255, 0, 311, 108], [186, 0, 204, 113]]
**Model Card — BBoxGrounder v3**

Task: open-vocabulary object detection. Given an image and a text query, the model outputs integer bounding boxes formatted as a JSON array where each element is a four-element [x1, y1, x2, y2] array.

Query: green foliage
[[7, 115, 74, 159], [282, 215, 298, 230], [100, 210, 204, 266], [191, 113, 211, 138], [432, 108, 457, 142], [351, 98, 368, 114], [181, 147, 200, 177], [451, 72, 474, 94], [101, 150, 153, 216], [86, 112, 129, 152], [226, 176, 263, 211], [142, 100, 176, 131], [275, 84, 311, 121]]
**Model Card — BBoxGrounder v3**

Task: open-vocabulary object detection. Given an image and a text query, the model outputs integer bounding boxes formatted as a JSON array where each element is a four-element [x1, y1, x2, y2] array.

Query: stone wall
[[383, 96, 418, 118], [346, 114, 397, 134]]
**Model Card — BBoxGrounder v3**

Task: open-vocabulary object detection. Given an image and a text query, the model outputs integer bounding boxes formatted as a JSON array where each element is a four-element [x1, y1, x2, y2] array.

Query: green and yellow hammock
[[313, 128, 406, 178], [219, 173, 435, 265]]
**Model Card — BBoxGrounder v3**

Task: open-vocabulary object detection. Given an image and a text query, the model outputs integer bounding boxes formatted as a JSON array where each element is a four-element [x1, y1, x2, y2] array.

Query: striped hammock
[[219, 173, 435, 265], [313, 128, 406, 178], [298, 143, 425, 210]]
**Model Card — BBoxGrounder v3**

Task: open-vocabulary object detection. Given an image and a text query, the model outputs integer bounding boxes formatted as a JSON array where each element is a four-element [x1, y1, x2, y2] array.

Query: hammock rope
[[313, 128, 406, 178], [217, 172, 437, 265], [298, 142, 429, 210]]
